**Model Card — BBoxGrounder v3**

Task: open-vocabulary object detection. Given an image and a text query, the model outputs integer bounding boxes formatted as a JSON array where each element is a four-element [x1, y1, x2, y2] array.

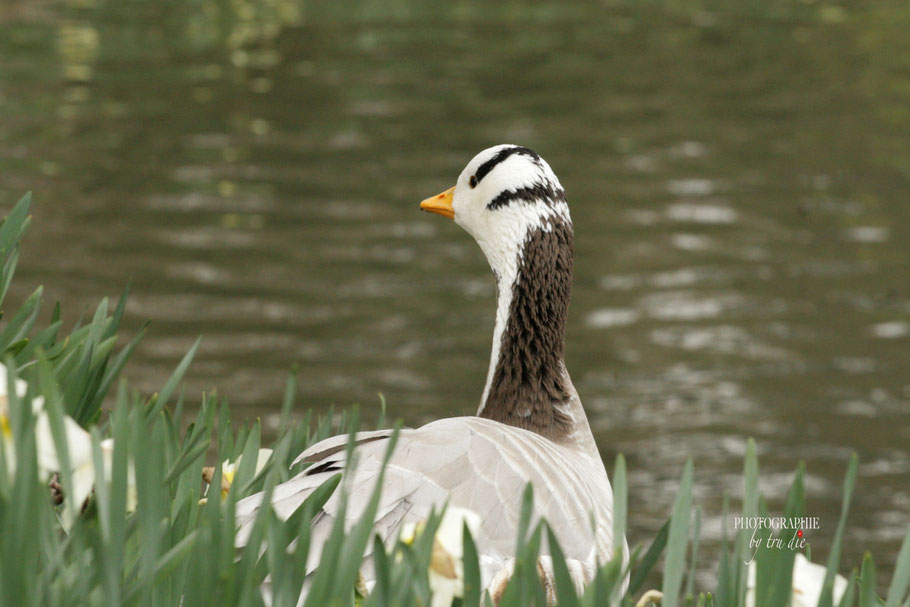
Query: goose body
[[236, 145, 624, 597]]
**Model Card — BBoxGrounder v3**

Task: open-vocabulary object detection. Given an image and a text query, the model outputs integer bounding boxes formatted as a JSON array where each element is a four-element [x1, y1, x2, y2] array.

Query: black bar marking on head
[[474, 146, 540, 185], [487, 181, 566, 211]]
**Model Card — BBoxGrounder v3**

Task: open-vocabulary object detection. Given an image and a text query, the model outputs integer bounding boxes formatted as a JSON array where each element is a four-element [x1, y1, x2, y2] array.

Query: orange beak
[[419, 186, 455, 220]]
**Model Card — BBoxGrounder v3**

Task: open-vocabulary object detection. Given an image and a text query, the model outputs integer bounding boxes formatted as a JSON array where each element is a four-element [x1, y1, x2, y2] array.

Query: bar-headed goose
[[236, 144, 624, 599]]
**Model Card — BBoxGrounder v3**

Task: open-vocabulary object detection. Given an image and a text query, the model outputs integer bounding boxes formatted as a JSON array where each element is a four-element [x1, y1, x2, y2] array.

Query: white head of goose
[[236, 144, 625, 601]]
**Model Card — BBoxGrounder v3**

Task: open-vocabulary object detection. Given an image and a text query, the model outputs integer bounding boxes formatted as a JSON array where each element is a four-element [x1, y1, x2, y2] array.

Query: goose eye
[[469, 175, 477, 188]]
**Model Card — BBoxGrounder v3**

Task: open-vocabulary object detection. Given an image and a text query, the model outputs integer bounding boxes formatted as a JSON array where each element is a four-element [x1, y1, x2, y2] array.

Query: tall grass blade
[[686, 506, 702, 600], [838, 573, 857, 607], [757, 462, 804, 607], [546, 523, 580, 607], [663, 459, 694, 607], [859, 553, 877, 607], [627, 519, 670, 598], [818, 453, 858, 607], [887, 525, 910, 607], [0, 192, 31, 260], [0, 287, 42, 353], [0, 192, 32, 306], [147, 337, 201, 419], [463, 521, 482, 607], [516, 483, 535, 550]]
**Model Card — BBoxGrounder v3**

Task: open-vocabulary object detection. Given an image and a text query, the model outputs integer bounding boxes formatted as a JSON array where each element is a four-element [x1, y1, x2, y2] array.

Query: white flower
[[0, 362, 136, 528], [0, 396, 12, 475], [746, 553, 848, 607], [0, 362, 45, 476], [0, 361, 30, 404], [34, 406, 93, 480], [202, 448, 273, 500], [68, 437, 138, 513], [399, 505, 482, 607], [0, 399, 13, 476]]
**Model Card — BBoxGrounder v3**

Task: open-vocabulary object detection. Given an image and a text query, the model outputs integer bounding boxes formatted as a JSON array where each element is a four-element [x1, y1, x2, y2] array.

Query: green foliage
[[663, 459, 693, 607], [2, 194, 910, 607], [886, 527, 910, 607], [0, 193, 147, 427]]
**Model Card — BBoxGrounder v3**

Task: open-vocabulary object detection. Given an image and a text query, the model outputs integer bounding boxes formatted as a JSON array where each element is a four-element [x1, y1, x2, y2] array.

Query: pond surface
[[1, 0, 909, 588]]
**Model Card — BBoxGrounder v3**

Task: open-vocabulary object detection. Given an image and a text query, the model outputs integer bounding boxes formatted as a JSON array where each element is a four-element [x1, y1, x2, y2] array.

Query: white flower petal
[[746, 553, 847, 607], [0, 362, 30, 400], [397, 506, 482, 605], [435, 506, 481, 559], [99, 438, 138, 513], [71, 461, 97, 512], [791, 553, 848, 607], [254, 448, 273, 474], [1, 431, 14, 477], [215, 448, 274, 495], [33, 410, 94, 478]]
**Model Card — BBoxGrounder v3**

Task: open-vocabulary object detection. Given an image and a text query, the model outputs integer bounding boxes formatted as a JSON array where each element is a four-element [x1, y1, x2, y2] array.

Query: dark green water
[[1, 0, 909, 588]]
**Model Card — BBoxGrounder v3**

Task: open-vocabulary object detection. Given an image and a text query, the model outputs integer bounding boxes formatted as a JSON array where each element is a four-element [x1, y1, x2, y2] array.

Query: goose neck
[[477, 217, 576, 441]]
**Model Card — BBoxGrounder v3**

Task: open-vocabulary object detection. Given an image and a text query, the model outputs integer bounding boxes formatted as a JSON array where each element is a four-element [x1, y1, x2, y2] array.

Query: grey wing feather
[[291, 428, 398, 466], [235, 416, 617, 586]]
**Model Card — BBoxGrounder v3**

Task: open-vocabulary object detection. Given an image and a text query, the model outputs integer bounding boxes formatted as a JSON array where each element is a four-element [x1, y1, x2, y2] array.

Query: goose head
[[420, 144, 571, 282], [420, 145, 583, 443]]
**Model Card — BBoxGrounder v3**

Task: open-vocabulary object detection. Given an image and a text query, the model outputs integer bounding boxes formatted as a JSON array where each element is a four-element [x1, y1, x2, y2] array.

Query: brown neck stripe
[[480, 216, 574, 441]]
